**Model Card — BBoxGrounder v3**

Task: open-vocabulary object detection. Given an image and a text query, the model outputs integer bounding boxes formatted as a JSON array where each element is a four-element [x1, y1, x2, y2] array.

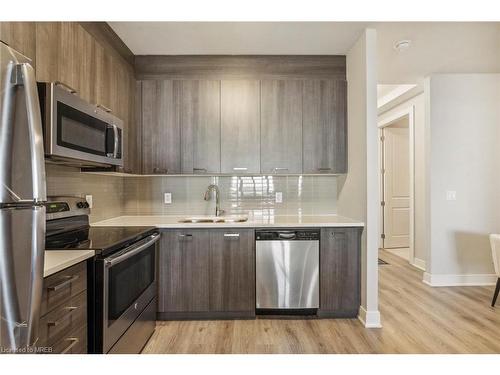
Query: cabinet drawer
[[41, 261, 87, 316], [49, 324, 87, 354], [38, 290, 87, 347]]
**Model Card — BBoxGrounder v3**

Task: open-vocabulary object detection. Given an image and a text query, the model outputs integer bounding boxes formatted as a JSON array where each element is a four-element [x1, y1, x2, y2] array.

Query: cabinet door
[[260, 80, 303, 174], [158, 230, 210, 312], [319, 228, 361, 317], [124, 79, 143, 174], [0, 22, 36, 62], [36, 23, 95, 104], [141, 80, 181, 174], [209, 230, 255, 313], [94, 41, 115, 111], [303, 80, 347, 174], [179, 80, 221, 174], [220, 80, 261, 174]]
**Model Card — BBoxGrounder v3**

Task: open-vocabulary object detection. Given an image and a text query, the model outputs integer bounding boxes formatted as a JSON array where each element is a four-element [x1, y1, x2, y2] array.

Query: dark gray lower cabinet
[[158, 230, 210, 313], [158, 229, 255, 319], [209, 230, 255, 313], [319, 227, 362, 318]]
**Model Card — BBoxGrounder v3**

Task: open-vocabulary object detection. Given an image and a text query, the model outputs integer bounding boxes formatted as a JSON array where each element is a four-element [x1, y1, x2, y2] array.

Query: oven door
[[43, 83, 123, 167], [102, 232, 159, 353]]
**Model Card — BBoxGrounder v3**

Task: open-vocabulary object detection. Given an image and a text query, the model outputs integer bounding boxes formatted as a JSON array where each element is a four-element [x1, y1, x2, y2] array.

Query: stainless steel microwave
[[38, 82, 123, 167]]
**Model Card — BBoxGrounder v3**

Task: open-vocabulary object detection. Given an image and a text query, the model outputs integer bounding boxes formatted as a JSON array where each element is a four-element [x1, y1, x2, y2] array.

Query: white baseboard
[[423, 272, 497, 286], [411, 257, 426, 271], [358, 306, 382, 328]]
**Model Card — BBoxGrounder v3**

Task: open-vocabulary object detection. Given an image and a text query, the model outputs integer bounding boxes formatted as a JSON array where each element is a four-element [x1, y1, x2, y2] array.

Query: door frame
[[378, 105, 415, 265]]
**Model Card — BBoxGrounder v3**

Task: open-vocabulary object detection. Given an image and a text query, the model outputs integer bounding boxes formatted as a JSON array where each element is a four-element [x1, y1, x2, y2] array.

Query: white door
[[382, 125, 410, 248]]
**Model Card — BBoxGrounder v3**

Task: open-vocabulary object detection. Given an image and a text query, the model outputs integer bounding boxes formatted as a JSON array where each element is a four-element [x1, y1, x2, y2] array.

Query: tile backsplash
[[45, 164, 123, 223], [122, 175, 337, 217], [46, 164, 338, 221]]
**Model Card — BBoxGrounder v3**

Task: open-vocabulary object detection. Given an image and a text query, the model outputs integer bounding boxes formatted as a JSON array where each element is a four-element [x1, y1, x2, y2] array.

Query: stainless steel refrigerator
[[0, 41, 47, 353]]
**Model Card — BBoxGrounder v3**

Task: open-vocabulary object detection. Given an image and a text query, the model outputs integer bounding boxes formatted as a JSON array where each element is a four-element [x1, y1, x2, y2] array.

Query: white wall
[[379, 92, 427, 269], [338, 28, 380, 327], [424, 74, 500, 286]]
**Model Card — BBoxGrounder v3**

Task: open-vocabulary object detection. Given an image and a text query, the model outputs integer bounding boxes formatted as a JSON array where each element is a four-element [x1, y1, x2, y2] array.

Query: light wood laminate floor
[[142, 249, 500, 354]]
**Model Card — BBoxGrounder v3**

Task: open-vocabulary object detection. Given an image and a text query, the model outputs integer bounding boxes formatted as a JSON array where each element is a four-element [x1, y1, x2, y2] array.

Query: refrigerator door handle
[[17, 63, 46, 202]]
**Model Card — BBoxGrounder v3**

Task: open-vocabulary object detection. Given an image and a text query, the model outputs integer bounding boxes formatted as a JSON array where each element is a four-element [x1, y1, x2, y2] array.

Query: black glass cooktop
[[45, 225, 156, 257]]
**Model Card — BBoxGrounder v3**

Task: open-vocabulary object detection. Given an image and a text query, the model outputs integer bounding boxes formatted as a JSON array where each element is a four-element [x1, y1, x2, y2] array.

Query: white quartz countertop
[[92, 214, 364, 228], [44, 250, 95, 278]]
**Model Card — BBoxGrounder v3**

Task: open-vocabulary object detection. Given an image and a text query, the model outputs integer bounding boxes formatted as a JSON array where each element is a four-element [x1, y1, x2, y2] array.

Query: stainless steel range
[[45, 197, 159, 353]]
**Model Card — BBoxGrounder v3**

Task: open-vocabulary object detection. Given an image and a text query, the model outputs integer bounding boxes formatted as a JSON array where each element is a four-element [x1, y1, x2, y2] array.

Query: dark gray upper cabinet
[[303, 80, 347, 174], [260, 80, 303, 174], [141, 80, 181, 174], [319, 227, 361, 317], [209, 230, 255, 313], [179, 80, 221, 174], [220, 80, 261, 174]]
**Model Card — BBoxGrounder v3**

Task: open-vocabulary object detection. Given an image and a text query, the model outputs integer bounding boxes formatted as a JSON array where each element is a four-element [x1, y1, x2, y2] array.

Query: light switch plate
[[446, 191, 456, 201], [164, 192, 172, 204], [275, 192, 283, 203], [85, 194, 93, 208]]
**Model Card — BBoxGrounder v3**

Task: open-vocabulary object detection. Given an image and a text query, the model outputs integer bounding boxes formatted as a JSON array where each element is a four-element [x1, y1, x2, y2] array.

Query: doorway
[[379, 108, 415, 264]]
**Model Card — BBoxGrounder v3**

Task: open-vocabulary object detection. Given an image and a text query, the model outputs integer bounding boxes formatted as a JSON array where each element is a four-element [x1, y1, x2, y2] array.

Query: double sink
[[179, 215, 249, 224]]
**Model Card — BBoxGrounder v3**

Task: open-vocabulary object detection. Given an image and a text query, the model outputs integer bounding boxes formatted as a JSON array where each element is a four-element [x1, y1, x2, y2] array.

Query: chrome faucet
[[204, 184, 224, 216]]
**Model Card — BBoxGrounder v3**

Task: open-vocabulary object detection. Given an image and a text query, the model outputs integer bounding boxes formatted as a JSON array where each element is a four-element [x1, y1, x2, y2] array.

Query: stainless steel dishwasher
[[255, 229, 320, 313]]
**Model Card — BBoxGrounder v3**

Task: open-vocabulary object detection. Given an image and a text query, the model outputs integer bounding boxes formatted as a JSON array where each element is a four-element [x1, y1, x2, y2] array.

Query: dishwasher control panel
[[255, 229, 320, 241]]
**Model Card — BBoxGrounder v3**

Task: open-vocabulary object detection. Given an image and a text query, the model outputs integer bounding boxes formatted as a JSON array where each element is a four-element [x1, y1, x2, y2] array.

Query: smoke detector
[[394, 39, 412, 52]]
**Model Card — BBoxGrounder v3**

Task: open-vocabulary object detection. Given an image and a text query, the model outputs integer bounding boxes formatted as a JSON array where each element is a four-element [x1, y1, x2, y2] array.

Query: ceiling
[[109, 22, 369, 55], [376, 22, 500, 84], [109, 22, 500, 84]]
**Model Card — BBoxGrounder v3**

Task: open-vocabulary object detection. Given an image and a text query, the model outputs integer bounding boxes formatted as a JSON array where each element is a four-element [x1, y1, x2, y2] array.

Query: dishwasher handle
[[278, 232, 296, 240]]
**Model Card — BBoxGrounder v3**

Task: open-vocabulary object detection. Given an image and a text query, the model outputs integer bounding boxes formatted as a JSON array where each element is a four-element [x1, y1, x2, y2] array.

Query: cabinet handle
[[193, 168, 207, 173], [96, 103, 112, 113], [47, 275, 79, 292], [153, 167, 168, 174], [178, 234, 193, 240], [61, 337, 79, 354], [273, 167, 289, 173], [47, 306, 79, 327], [224, 233, 240, 239], [233, 167, 248, 172], [54, 81, 77, 94], [317, 168, 332, 172]]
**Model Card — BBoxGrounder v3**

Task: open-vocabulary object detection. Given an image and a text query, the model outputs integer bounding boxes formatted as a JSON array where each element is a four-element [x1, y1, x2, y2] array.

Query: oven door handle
[[104, 233, 160, 268]]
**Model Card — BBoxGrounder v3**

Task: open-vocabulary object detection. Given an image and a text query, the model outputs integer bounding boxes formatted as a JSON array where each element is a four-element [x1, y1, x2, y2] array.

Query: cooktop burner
[[46, 225, 156, 256]]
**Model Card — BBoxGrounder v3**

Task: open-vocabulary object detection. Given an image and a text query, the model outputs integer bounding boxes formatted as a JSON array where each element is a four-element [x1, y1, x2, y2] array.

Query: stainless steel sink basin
[[178, 216, 248, 224]]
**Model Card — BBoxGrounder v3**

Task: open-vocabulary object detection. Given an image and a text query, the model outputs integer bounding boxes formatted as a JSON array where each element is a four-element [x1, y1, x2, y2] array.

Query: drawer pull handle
[[273, 167, 289, 173], [54, 81, 77, 94], [178, 234, 193, 240], [153, 167, 168, 174], [61, 337, 79, 354], [224, 233, 240, 239], [47, 306, 79, 327], [232, 167, 248, 172], [96, 103, 112, 113], [47, 275, 79, 292], [193, 168, 207, 173], [317, 167, 332, 172]]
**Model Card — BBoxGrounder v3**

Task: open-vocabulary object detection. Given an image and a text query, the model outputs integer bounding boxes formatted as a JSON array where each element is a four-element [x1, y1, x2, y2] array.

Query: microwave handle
[[112, 124, 119, 159]]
